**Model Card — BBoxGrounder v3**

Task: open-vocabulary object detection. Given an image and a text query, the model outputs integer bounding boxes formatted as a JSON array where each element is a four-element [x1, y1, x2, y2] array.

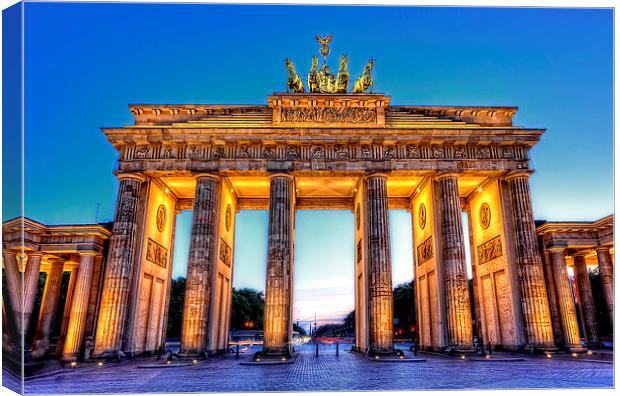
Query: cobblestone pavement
[[16, 343, 614, 394]]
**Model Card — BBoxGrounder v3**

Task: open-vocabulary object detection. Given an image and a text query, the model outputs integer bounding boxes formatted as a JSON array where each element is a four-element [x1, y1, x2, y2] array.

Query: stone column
[[364, 174, 395, 354], [572, 253, 599, 344], [506, 172, 555, 350], [541, 249, 565, 346], [437, 173, 474, 352], [548, 248, 582, 350], [31, 260, 64, 359], [262, 174, 295, 356], [62, 252, 97, 361], [595, 246, 614, 329], [94, 173, 145, 357], [23, 252, 43, 338], [56, 268, 78, 358], [3, 250, 22, 336], [179, 174, 220, 357]]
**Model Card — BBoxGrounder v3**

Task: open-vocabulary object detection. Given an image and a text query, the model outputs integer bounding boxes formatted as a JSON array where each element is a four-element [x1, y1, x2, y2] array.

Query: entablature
[[536, 215, 614, 250]]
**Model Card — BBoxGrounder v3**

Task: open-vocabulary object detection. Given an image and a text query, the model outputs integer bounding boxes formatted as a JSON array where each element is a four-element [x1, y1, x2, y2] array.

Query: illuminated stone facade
[[95, 91, 558, 357], [2, 218, 110, 362], [536, 215, 614, 349], [2, 92, 614, 365]]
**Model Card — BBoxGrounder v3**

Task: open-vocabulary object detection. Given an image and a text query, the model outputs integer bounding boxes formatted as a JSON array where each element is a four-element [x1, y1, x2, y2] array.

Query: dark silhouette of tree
[[293, 322, 307, 336], [343, 310, 355, 334], [393, 280, 414, 338], [230, 288, 264, 330], [166, 277, 186, 338], [588, 268, 612, 338]]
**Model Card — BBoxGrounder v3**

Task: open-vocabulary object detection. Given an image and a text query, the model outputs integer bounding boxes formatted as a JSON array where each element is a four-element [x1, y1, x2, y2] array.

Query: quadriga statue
[[352, 58, 375, 94], [284, 58, 305, 93]]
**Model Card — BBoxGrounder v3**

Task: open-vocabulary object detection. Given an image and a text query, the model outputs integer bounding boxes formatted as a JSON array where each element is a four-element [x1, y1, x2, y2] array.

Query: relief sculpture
[[280, 107, 377, 124], [417, 236, 433, 265], [146, 238, 168, 268], [477, 235, 503, 265]]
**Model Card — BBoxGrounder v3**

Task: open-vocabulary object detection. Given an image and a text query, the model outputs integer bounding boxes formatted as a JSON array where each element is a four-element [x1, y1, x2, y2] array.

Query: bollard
[[316, 342, 319, 357], [336, 342, 339, 357], [236, 344, 240, 359]]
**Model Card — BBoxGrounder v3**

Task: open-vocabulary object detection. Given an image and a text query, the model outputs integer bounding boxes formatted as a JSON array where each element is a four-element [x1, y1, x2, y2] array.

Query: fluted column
[[437, 173, 474, 352], [179, 174, 220, 357], [23, 252, 43, 338], [595, 246, 614, 329], [262, 174, 295, 356], [3, 250, 22, 341], [31, 260, 64, 359], [572, 253, 598, 344], [548, 248, 581, 350], [62, 252, 97, 361], [56, 268, 78, 358], [506, 172, 554, 350], [94, 173, 145, 356], [541, 249, 564, 346], [364, 174, 395, 354]]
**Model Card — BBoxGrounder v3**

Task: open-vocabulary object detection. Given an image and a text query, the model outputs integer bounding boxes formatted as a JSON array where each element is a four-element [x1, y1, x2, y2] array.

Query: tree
[[293, 323, 307, 336], [343, 310, 355, 334], [230, 288, 264, 330], [588, 268, 612, 338], [393, 280, 414, 338], [166, 277, 186, 338]]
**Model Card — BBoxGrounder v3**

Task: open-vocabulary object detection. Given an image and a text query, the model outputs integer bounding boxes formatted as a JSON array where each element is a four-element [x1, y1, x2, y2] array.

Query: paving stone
[[19, 343, 613, 394]]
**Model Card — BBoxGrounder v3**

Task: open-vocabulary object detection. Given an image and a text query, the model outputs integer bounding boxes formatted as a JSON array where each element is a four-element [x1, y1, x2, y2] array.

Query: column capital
[[194, 172, 220, 181], [548, 246, 567, 254], [27, 251, 44, 258], [78, 251, 98, 257], [571, 251, 589, 259], [268, 173, 294, 181], [435, 171, 460, 181], [364, 173, 389, 180], [115, 172, 146, 183], [505, 170, 533, 181], [595, 245, 612, 253]]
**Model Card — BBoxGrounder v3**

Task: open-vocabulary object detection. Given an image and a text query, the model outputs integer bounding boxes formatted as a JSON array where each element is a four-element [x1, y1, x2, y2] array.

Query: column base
[[93, 349, 127, 361], [524, 344, 558, 354], [366, 347, 404, 359], [60, 353, 78, 362], [253, 346, 294, 362], [177, 350, 208, 360], [443, 344, 478, 355]]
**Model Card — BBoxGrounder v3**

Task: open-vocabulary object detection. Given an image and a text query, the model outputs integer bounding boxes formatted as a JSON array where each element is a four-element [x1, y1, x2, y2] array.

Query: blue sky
[[4, 3, 613, 324]]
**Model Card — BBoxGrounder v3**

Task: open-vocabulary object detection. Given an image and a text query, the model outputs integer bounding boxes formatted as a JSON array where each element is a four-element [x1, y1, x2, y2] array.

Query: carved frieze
[[146, 238, 168, 268], [417, 236, 433, 265], [122, 142, 527, 164], [477, 235, 503, 265]]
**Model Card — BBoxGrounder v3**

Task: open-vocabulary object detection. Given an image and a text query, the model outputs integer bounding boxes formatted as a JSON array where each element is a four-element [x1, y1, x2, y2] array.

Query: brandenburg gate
[[2, 40, 613, 365], [92, 80, 556, 358]]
